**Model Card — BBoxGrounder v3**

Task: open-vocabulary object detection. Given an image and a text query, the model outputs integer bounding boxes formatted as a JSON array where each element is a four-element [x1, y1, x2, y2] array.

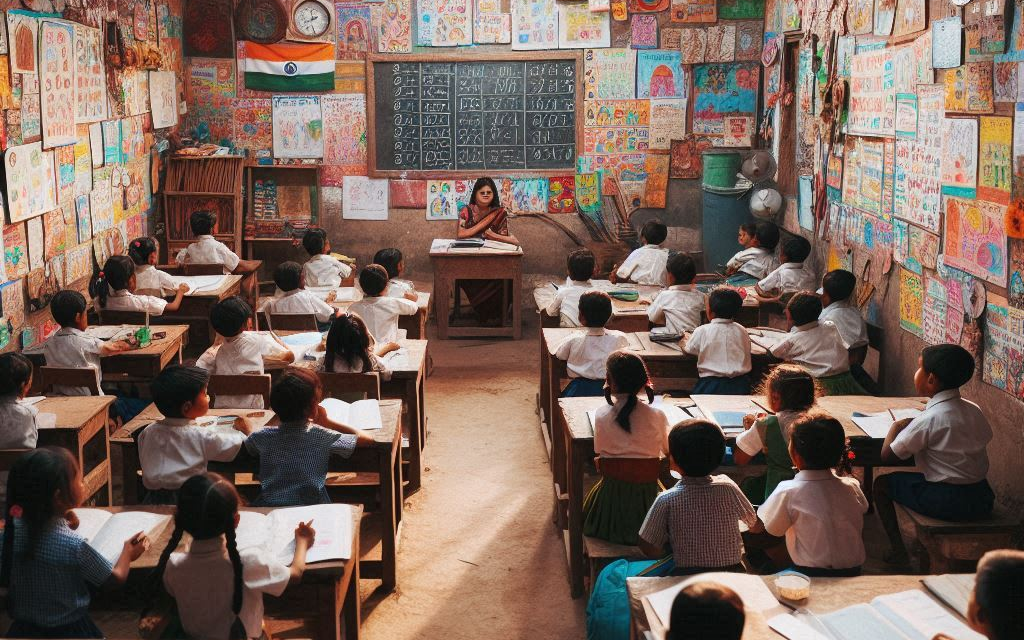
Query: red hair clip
[[9, 505, 22, 518], [133, 241, 141, 247], [98, 271, 105, 278]]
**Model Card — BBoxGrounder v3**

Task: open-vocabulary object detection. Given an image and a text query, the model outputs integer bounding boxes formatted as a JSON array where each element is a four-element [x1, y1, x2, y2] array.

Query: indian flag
[[243, 42, 335, 92]]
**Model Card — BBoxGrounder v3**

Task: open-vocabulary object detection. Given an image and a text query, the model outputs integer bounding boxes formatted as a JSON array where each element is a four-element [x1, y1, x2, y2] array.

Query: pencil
[[751, 399, 774, 414], [888, 408, 896, 420]]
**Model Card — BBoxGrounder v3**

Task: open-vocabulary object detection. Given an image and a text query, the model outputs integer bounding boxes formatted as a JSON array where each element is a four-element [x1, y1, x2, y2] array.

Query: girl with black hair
[[91, 255, 188, 315], [128, 236, 178, 296], [0, 352, 40, 450], [155, 473, 315, 640], [582, 351, 669, 545], [454, 178, 519, 325], [322, 313, 398, 380]]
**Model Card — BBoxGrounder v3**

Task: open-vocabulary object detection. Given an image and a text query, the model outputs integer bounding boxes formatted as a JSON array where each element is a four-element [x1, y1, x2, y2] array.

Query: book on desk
[[73, 509, 172, 564], [319, 398, 384, 431], [237, 504, 357, 563]]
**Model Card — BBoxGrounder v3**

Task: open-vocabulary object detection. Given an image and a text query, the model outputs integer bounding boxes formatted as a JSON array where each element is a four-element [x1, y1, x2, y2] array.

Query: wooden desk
[[24, 325, 189, 383], [150, 270, 245, 347], [36, 396, 116, 505], [258, 288, 432, 340], [430, 243, 523, 339], [533, 282, 665, 333]]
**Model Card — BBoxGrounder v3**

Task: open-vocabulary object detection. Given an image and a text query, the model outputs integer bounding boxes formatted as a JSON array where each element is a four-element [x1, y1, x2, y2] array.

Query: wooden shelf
[[163, 191, 235, 197]]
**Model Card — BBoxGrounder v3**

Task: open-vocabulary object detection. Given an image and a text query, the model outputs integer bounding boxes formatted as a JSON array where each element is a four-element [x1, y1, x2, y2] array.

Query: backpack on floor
[[586, 556, 674, 640]]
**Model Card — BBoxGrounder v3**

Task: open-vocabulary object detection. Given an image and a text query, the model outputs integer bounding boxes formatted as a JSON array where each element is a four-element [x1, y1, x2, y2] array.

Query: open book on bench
[[72, 509, 172, 564], [235, 504, 357, 564]]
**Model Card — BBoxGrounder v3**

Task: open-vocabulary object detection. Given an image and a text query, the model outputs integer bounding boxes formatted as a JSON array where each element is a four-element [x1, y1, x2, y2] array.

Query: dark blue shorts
[[693, 374, 752, 395], [885, 472, 995, 521], [561, 377, 605, 397]]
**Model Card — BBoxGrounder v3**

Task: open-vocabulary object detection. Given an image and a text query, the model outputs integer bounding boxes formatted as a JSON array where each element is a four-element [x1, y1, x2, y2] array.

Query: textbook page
[[175, 275, 227, 295], [767, 613, 832, 640], [318, 398, 383, 430], [748, 330, 788, 351], [73, 509, 171, 564], [306, 286, 359, 302], [234, 511, 272, 551], [850, 413, 896, 439], [921, 574, 975, 618], [277, 331, 324, 361], [819, 603, 913, 640], [268, 504, 356, 564], [871, 590, 985, 640], [647, 572, 785, 628]]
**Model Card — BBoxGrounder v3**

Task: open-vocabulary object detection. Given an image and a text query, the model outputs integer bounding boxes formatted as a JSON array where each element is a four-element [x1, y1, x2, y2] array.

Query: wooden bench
[[583, 536, 642, 596], [895, 504, 1019, 573]]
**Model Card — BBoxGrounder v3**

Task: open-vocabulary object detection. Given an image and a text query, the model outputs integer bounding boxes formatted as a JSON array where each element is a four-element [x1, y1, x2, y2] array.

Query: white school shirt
[[735, 409, 802, 457], [327, 351, 392, 381], [647, 285, 705, 334], [819, 300, 869, 349], [385, 279, 415, 299], [164, 537, 291, 640], [42, 327, 105, 396], [594, 395, 669, 459], [195, 332, 289, 409], [348, 296, 418, 344], [0, 395, 38, 448], [544, 279, 594, 327], [553, 327, 629, 380], [268, 289, 335, 324], [758, 469, 868, 570], [770, 321, 850, 377], [137, 418, 246, 490], [683, 319, 752, 378], [134, 265, 178, 296], [175, 235, 240, 273], [727, 247, 777, 279], [758, 262, 817, 295], [97, 289, 168, 315], [303, 254, 352, 288], [616, 244, 670, 286], [889, 389, 992, 484]]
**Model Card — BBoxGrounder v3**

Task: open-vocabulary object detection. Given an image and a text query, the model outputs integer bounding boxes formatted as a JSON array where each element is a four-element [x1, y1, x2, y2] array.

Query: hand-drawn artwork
[[186, 57, 235, 143], [891, 32, 933, 94], [931, 16, 962, 69], [631, 0, 668, 12], [65, 243, 92, 285], [432, 0, 473, 46], [232, 98, 273, 157], [1, 278, 26, 330], [611, 0, 627, 21], [43, 209, 65, 260], [705, 24, 736, 63], [964, 0, 1007, 61], [584, 48, 636, 99], [183, 0, 235, 58], [474, 8, 511, 44], [636, 51, 684, 99], [921, 276, 948, 345], [321, 94, 368, 185], [272, 96, 324, 159], [149, 71, 178, 129], [4, 143, 56, 223], [547, 176, 576, 213], [893, 0, 925, 36], [893, 84, 943, 231], [899, 268, 924, 336], [940, 118, 979, 197], [660, 28, 683, 49], [847, 0, 874, 35], [977, 116, 1012, 205], [692, 63, 759, 136], [994, 61, 1018, 103], [342, 176, 389, 220], [426, 180, 458, 220], [509, 178, 547, 213], [649, 99, 686, 150], [982, 293, 1022, 395], [90, 177, 115, 234], [575, 173, 600, 213], [590, 0, 610, 10], [75, 194, 93, 244], [584, 100, 650, 127], [40, 21, 75, 149], [629, 15, 658, 49], [670, 0, 715, 23], [1009, 238, 1024, 309], [583, 127, 650, 154], [895, 93, 918, 138], [337, 5, 372, 58], [21, 90, 41, 142], [377, 0, 413, 53], [7, 12, 37, 75], [944, 62, 994, 113], [643, 154, 669, 208], [722, 116, 754, 147], [511, 0, 558, 50], [558, 3, 611, 48], [874, 0, 897, 36], [734, 21, 762, 61], [669, 135, 714, 178], [73, 24, 107, 124], [848, 48, 896, 136], [944, 196, 1008, 286], [26, 216, 43, 272], [3, 223, 29, 280], [680, 28, 706, 64]]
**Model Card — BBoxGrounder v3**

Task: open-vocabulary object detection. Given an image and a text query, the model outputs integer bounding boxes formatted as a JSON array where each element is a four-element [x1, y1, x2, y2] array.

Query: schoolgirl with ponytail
[[128, 236, 178, 296], [90, 254, 188, 314], [582, 351, 670, 546], [156, 473, 315, 640]]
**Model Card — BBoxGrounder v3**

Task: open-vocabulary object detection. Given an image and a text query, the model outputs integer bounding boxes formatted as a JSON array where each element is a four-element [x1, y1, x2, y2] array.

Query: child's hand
[[65, 510, 80, 530], [325, 290, 337, 303], [382, 341, 400, 354], [638, 298, 651, 306], [124, 532, 151, 561], [295, 520, 316, 546], [403, 291, 418, 301], [233, 417, 253, 435], [177, 283, 190, 294], [742, 413, 759, 429], [891, 417, 914, 430]]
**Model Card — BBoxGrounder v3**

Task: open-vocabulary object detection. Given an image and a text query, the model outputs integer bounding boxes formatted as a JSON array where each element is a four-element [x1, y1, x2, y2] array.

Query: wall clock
[[287, 0, 334, 42], [235, 0, 288, 43]]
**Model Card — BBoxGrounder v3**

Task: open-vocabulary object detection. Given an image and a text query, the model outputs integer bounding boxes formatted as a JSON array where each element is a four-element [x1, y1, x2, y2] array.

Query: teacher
[[455, 177, 520, 325]]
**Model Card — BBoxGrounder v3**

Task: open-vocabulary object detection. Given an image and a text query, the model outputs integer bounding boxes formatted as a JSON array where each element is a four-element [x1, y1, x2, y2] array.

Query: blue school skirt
[[562, 377, 605, 397], [6, 616, 103, 639], [692, 374, 752, 395], [886, 472, 995, 521]]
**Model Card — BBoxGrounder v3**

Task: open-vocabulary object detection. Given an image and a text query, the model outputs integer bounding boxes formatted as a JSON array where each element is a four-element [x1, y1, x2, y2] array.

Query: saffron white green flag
[[243, 42, 335, 92]]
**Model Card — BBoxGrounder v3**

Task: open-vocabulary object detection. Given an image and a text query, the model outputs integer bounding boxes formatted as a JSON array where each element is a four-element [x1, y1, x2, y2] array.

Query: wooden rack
[[161, 156, 246, 259]]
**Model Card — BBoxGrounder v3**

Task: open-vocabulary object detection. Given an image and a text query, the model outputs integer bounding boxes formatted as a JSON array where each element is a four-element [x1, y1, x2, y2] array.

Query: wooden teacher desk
[[430, 239, 523, 339], [36, 396, 116, 505]]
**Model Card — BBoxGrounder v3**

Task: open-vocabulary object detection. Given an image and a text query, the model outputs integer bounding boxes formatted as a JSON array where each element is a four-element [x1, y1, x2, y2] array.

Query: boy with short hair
[[174, 210, 241, 274], [875, 344, 994, 565], [545, 248, 596, 328], [348, 264, 418, 344], [968, 550, 1024, 640], [612, 219, 670, 286], [726, 221, 780, 283], [44, 290, 130, 396], [647, 252, 705, 334], [302, 228, 352, 288], [554, 290, 628, 397], [266, 261, 338, 328], [819, 269, 874, 392], [755, 234, 816, 299], [638, 419, 757, 574], [668, 583, 745, 640], [683, 288, 752, 394], [373, 247, 419, 301]]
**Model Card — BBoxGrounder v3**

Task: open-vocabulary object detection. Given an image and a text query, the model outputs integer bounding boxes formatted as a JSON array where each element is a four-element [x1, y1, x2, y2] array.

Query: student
[[725, 221, 780, 284], [138, 365, 252, 504], [348, 264, 418, 344], [91, 255, 189, 315], [965, 549, 1024, 640], [155, 473, 315, 640], [544, 248, 596, 328], [195, 297, 294, 408], [128, 236, 177, 296], [554, 291, 628, 397], [583, 351, 668, 545], [683, 288, 752, 395], [175, 210, 241, 273], [302, 228, 353, 288], [754, 413, 868, 577], [735, 365, 817, 503], [266, 261, 338, 329], [373, 247, 419, 301], [769, 292, 866, 395], [667, 582, 745, 640], [611, 219, 670, 286], [647, 252, 705, 334], [244, 368, 374, 506], [818, 269, 874, 393], [638, 420, 757, 575], [0, 353, 39, 449], [875, 344, 994, 565], [755, 234, 816, 300], [322, 312, 398, 380], [1, 447, 150, 639]]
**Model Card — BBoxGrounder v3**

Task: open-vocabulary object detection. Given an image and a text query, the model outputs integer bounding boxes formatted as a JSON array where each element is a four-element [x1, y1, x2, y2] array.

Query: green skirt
[[816, 371, 868, 396], [583, 476, 662, 546]]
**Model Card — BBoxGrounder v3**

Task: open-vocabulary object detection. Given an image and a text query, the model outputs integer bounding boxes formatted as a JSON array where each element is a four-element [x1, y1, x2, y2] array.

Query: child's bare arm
[[163, 284, 190, 312], [879, 417, 914, 464], [289, 520, 315, 582], [107, 533, 150, 585]]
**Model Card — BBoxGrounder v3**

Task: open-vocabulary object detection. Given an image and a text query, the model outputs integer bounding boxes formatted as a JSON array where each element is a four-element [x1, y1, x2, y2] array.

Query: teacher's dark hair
[[470, 177, 501, 209]]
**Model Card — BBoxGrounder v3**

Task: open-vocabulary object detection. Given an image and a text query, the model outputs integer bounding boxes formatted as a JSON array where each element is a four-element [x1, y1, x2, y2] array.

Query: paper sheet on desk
[[174, 275, 227, 294], [307, 286, 358, 302], [851, 409, 921, 439], [86, 325, 134, 341], [748, 329, 788, 351], [647, 572, 786, 629], [235, 504, 356, 564]]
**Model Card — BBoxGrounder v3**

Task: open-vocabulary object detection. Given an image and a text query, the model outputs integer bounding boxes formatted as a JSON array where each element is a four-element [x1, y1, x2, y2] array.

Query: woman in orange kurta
[[455, 178, 520, 325]]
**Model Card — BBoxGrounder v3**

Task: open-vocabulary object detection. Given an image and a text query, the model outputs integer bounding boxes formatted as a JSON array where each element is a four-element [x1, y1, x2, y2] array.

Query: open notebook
[[850, 408, 922, 439], [72, 509, 172, 564], [921, 574, 974, 618], [647, 572, 787, 632], [319, 398, 383, 430], [747, 329, 788, 352], [174, 275, 227, 295], [235, 504, 357, 564], [276, 331, 325, 361]]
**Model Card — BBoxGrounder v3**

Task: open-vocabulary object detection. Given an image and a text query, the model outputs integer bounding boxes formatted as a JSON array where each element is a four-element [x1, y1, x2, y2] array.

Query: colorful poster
[[474, 13, 512, 44], [186, 58, 235, 143], [232, 98, 273, 157], [575, 173, 600, 213], [547, 176, 576, 213], [149, 71, 178, 129], [899, 268, 924, 336], [1009, 238, 1024, 309], [511, 0, 558, 50], [3, 224, 28, 279], [39, 21, 75, 149], [584, 49, 636, 100], [583, 127, 649, 154], [993, 61, 1019, 103], [892, 33, 933, 94], [7, 12, 37, 75], [977, 116, 1012, 204], [65, 243, 92, 285], [377, 0, 413, 53], [705, 24, 736, 63], [426, 180, 458, 220], [943, 196, 1008, 286], [944, 62, 994, 113], [931, 16, 962, 69], [669, 135, 713, 178], [321, 94, 368, 184], [509, 178, 547, 213], [680, 28, 706, 64], [26, 216, 43, 271], [584, 100, 650, 126], [874, 0, 897, 35], [692, 63, 759, 136], [342, 176, 389, 220], [336, 5, 372, 58], [75, 194, 92, 243], [648, 99, 686, 150], [643, 154, 669, 208], [670, 0, 716, 23], [940, 118, 979, 197], [922, 276, 948, 345], [73, 24, 107, 124], [4, 142, 57, 223], [43, 209, 65, 259], [722, 116, 754, 147], [272, 96, 324, 159], [964, 0, 1007, 61], [636, 51, 684, 99], [981, 293, 1024, 397], [734, 21, 762, 61], [848, 48, 896, 136], [895, 93, 918, 138], [558, 3, 610, 48], [893, 84, 943, 231], [629, 15, 658, 49], [1, 279, 25, 330], [848, 0, 873, 34], [893, 0, 926, 36]]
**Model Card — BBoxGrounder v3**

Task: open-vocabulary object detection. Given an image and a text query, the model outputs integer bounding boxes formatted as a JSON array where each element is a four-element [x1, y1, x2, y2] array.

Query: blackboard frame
[[366, 51, 584, 178]]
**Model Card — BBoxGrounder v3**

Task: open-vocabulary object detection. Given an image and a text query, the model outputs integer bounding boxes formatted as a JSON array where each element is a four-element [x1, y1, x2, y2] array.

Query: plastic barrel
[[702, 150, 741, 188]]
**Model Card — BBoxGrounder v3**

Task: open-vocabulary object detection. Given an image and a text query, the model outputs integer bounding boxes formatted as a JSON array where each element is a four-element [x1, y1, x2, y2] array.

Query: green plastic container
[[702, 150, 741, 188]]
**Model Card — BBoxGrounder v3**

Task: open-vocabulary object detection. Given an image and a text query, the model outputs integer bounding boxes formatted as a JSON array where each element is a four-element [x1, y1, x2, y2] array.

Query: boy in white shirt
[[647, 252, 705, 334], [44, 290, 132, 397], [770, 292, 866, 395], [818, 269, 875, 393], [92, 255, 189, 316], [725, 221, 780, 284], [348, 264, 418, 344], [545, 248, 596, 327], [374, 248, 419, 301], [129, 237, 178, 296], [875, 345, 994, 565], [754, 413, 868, 576], [755, 234, 816, 301], [611, 219, 670, 286], [683, 288, 752, 395], [554, 291, 629, 397], [267, 262, 339, 330], [175, 210, 244, 274], [302, 228, 353, 288], [195, 297, 294, 409], [137, 365, 252, 503]]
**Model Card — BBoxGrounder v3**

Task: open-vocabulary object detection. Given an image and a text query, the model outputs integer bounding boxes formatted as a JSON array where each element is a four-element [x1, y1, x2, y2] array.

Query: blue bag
[[586, 556, 674, 640]]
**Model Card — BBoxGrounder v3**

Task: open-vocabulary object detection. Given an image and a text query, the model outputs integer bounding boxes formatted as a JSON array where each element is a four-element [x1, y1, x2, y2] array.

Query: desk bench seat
[[896, 504, 1019, 573], [584, 536, 643, 596]]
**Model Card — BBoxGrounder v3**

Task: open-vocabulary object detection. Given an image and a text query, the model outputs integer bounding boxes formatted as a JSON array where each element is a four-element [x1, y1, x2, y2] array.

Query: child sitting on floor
[[555, 291, 628, 397], [545, 248, 596, 328], [647, 252, 705, 335], [174, 210, 241, 274], [611, 219, 670, 286], [348, 264, 419, 344], [755, 234, 816, 300], [373, 248, 419, 301], [819, 269, 875, 394], [769, 292, 866, 395], [301, 228, 352, 288], [875, 344, 994, 565], [683, 287, 752, 395], [266, 261, 338, 330], [638, 420, 757, 575], [322, 312, 398, 380], [964, 550, 1024, 640], [754, 413, 868, 577], [725, 221, 780, 285], [92, 255, 189, 316], [128, 237, 177, 296], [583, 352, 668, 545], [668, 583, 746, 640]]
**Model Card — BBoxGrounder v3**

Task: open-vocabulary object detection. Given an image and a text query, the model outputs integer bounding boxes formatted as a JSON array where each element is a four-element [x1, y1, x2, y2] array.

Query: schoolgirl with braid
[[155, 473, 316, 640], [581, 351, 669, 546]]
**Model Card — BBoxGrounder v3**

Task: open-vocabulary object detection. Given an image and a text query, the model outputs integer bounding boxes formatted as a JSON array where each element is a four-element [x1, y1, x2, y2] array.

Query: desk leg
[[379, 443, 402, 592], [567, 439, 586, 599], [434, 270, 451, 340], [540, 334, 551, 440], [512, 264, 522, 340], [404, 377, 422, 492], [344, 547, 361, 640]]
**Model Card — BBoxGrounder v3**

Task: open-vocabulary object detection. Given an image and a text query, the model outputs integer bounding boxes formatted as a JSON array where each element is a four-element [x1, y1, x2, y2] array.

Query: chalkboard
[[367, 53, 583, 177]]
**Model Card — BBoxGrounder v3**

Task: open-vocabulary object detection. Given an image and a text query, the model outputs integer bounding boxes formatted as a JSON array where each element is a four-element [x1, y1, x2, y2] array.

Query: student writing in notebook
[[154, 473, 315, 640], [301, 228, 352, 288], [322, 313, 397, 381], [667, 583, 745, 640], [374, 247, 419, 301], [647, 252, 705, 335], [128, 237, 178, 296], [348, 264, 418, 344], [1, 448, 151, 639], [554, 291, 629, 397], [544, 248, 596, 328], [92, 255, 189, 316], [683, 287, 752, 395], [610, 218, 670, 286], [725, 220, 779, 285], [267, 261, 339, 330]]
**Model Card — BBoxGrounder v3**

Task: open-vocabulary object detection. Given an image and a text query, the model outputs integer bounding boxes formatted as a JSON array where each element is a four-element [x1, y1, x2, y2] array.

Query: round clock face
[[294, 0, 331, 37]]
